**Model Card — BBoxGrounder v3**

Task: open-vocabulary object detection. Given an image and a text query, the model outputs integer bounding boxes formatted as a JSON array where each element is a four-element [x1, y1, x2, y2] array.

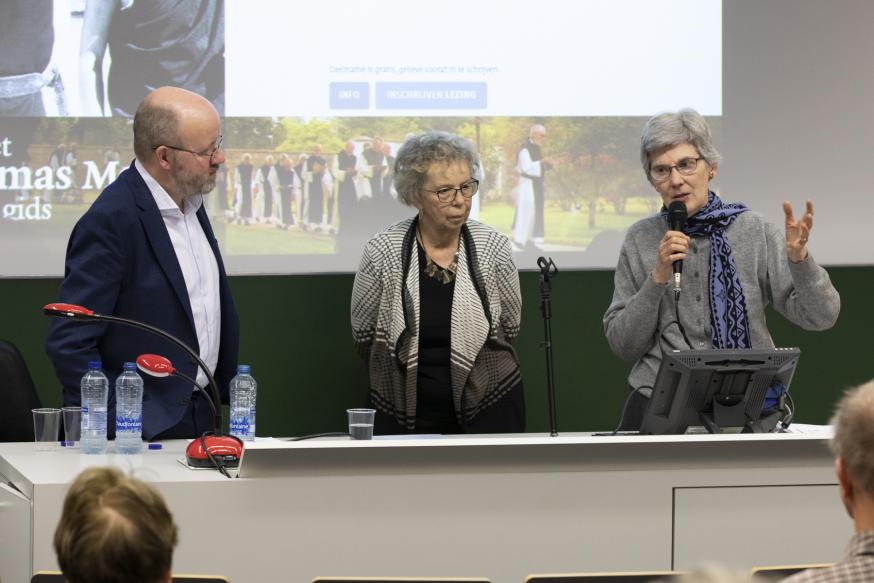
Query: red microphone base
[[185, 434, 244, 469]]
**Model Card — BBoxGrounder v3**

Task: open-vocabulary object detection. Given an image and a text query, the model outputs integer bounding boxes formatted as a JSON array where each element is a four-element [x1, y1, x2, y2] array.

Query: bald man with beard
[[47, 87, 240, 441]]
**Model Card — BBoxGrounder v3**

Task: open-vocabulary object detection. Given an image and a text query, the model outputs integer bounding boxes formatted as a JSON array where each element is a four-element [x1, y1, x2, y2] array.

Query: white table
[[0, 432, 849, 583]]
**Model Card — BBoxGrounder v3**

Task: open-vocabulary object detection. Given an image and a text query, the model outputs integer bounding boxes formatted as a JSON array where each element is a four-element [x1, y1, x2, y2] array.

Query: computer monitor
[[638, 347, 800, 435]]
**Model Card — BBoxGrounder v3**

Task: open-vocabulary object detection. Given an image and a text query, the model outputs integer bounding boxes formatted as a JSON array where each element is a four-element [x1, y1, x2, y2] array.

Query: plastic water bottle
[[229, 365, 256, 441], [80, 360, 109, 454], [115, 362, 143, 454]]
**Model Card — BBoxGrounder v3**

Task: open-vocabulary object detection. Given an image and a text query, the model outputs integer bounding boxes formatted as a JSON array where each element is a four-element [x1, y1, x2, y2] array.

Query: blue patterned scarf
[[662, 191, 751, 349]]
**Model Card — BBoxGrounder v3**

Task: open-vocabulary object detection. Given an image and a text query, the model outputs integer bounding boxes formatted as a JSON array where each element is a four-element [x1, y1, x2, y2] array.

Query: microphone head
[[667, 200, 688, 229], [43, 303, 95, 319], [136, 354, 175, 377]]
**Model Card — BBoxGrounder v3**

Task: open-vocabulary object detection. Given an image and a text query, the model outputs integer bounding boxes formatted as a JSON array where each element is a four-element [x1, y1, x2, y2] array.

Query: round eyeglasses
[[152, 135, 223, 165], [422, 179, 479, 203], [649, 156, 702, 183]]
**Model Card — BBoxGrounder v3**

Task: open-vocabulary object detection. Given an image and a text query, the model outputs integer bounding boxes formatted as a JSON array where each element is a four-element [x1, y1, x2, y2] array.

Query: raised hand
[[783, 199, 813, 263]]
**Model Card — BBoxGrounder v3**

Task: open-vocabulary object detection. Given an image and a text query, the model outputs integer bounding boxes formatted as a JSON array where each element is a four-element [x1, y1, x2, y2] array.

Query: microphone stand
[[537, 257, 559, 437], [43, 303, 241, 472]]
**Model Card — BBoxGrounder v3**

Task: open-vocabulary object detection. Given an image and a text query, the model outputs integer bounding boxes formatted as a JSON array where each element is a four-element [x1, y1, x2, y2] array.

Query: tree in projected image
[[547, 117, 647, 229], [224, 118, 287, 150]]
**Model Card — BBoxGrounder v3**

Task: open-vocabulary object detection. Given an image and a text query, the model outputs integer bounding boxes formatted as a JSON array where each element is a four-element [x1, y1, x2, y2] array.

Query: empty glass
[[32, 408, 61, 450], [62, 406, 83, 447]]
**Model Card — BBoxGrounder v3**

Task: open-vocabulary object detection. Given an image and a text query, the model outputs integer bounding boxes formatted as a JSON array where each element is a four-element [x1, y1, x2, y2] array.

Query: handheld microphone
[[667, 201, 688, 294], [43, 303, 242, 473]]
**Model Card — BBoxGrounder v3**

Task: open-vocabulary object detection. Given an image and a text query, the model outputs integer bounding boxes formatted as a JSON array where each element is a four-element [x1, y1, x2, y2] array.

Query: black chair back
[[0, 339, 42, 442], [750, 564, 832, 581], [525, 573, 681, 583], [32, 572, 230, 582], [313, 579, 491, 583]]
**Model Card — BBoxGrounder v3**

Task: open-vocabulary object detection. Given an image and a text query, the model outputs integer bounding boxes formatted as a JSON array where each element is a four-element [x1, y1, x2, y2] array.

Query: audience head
[[669, 564, 759, 583], [54, 466, 178, 583], [831, 379, 874, 524]]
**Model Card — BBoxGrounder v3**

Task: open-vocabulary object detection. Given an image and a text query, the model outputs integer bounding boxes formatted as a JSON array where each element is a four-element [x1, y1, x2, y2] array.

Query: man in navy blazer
[[46, 87, 239, 440]]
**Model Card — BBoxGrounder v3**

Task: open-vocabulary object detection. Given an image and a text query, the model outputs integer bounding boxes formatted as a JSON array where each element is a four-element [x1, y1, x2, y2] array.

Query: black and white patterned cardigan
[[351, 216, 523, 430]]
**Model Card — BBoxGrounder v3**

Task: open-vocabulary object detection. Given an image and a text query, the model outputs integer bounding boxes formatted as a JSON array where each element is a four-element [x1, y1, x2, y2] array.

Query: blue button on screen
[[329, 82, 370, 109], [375, 82, 487, 109]]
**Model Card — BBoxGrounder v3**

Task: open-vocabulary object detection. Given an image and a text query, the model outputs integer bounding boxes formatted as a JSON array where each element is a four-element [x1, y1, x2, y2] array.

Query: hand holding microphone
[[652, 200, 689, 289]]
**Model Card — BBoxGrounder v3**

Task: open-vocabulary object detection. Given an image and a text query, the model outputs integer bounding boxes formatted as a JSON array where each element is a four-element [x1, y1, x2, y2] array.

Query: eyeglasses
[[152, 135, 223, 165], [649, 156, 702, 183], [422, 179, 479, 203]]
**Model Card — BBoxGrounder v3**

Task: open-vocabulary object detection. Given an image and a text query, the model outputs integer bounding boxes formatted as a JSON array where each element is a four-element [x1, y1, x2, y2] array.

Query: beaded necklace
[[416, 224, 459, 285]]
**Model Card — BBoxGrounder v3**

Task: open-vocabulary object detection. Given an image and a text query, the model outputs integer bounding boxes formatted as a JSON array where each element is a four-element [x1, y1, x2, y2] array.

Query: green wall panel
[[2, 266, 870, 437]]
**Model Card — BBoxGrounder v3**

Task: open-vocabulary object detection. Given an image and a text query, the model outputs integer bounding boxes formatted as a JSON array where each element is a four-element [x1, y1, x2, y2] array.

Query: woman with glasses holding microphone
[[352, 131, 524, 435], [603, 109, 840, 430]]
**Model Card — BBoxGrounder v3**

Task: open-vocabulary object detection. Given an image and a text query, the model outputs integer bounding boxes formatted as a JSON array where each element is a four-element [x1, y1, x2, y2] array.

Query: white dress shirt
[[135, 160, 221, 390]]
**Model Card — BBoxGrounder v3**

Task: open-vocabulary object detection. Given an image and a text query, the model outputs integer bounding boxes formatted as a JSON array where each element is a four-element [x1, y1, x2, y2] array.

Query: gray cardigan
[[603, 210, 840, 391]]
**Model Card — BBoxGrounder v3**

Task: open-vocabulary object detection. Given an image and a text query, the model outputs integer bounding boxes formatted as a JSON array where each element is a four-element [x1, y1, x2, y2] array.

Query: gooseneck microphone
[[667, 200, 688, 295], [136, 353, 242, 477], [135, 353, 216, 417], [43, 303, 242, 474]]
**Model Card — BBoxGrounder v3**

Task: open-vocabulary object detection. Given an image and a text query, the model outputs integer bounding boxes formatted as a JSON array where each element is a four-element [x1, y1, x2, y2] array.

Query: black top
[[414, 240, 460, 434]]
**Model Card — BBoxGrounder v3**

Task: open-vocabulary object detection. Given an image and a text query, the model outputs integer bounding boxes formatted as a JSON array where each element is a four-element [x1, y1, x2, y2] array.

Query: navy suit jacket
[[46, 162, 240, 439]]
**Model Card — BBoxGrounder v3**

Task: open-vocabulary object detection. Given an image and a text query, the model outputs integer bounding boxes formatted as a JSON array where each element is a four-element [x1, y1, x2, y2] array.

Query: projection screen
[[3, 0, 869, 276]]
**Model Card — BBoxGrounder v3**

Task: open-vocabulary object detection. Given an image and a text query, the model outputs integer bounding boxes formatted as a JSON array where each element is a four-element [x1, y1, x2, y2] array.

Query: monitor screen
[[638, 348, 801, 435]]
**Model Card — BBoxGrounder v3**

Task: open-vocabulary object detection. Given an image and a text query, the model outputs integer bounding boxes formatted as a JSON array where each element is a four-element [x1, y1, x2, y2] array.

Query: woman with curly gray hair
[[351, 131, 524, 434], [604, 109, 840, 430]]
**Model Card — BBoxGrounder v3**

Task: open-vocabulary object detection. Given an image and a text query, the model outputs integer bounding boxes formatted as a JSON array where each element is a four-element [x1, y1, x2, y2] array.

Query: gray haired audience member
[[781, 380, 874, 582], [54, 466, 178, 583]]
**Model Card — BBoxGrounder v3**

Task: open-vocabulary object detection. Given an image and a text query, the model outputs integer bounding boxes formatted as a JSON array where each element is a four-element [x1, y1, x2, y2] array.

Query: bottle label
[[230, 418, 250, 436], [229, 407, 251, 437], [116, 416, 142, 433]]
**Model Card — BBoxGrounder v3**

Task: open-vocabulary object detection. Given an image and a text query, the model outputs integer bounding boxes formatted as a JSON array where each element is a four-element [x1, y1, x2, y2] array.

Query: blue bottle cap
[[237, 364, 251, 374], [148, 443, 162, 450], [123, 361, 137, 371], [87, 360, 103, 370]]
